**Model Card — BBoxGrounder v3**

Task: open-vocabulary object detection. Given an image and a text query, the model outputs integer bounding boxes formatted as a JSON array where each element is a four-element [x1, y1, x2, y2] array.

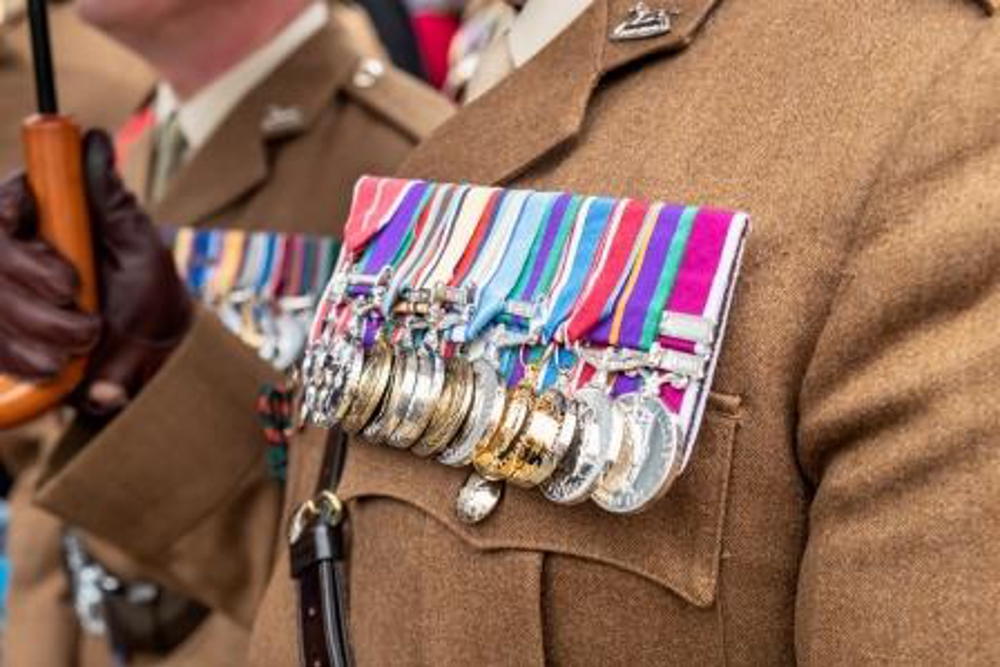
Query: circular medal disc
[[341, 341, 394, 435], [412, 357, 475, 458], [541, 386, 617, 505], [591, 402, 635, 500], [455, 471, 504, 525], [592, 393, 684, 514], [506, 389, 566, 488], [326, 337, 365, 426], [388, 351, 444, 449], [309, 338, 363, 428], [437, 359, 506, 468], [361, 351, 417, 445], [473, 383, 534, 481], [514, 396, 577, 488]]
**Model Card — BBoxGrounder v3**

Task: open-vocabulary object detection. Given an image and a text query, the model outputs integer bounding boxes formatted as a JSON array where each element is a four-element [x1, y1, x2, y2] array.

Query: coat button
[[353, 58, 385, 88]]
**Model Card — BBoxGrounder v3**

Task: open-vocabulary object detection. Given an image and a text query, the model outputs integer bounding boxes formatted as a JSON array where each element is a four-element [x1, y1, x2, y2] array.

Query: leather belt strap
[[290, 427, 352, 667]]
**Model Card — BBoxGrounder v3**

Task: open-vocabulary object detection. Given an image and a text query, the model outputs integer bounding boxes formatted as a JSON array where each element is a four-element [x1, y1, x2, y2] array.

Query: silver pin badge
[[611, 2, 673, 42], [261, 105, 306, 138], [353, 58, 385, 89]]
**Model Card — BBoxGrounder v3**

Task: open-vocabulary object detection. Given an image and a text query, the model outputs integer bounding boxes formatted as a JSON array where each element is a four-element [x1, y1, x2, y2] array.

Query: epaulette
[[344, 58, 455, 144]]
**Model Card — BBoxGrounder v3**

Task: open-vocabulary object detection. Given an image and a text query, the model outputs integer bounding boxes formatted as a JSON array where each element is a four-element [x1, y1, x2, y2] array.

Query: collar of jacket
[[125, 8, 375, 226], [397, 0, 724, 186]]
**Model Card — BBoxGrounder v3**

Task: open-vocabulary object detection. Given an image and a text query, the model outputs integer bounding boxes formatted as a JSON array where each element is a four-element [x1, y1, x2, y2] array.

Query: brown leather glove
[[0, 129, 191, 415]]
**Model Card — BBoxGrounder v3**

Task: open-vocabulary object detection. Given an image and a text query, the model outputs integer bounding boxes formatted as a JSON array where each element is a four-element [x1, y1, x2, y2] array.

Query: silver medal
[[541, 386, 618, 505], [312, 337, 364, 428], [363, 350, 417, 446], [455, 471, 503, 524], [387, 351, 445, 449], [590, 401, 634, 502], [437, 358, 505, 467], [593, 392, 683, 514]]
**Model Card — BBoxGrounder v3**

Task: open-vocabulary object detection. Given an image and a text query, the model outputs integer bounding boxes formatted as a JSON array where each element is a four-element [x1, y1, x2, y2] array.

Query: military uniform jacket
[[15, 4, 451, 667], [36, 0, 1000, 665]]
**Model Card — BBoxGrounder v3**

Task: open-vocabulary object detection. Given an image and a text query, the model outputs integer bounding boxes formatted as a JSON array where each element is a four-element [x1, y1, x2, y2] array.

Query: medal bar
[[299, 177, 750, 523]]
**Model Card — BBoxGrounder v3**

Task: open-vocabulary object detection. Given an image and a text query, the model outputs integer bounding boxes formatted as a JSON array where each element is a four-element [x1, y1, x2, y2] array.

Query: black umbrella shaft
[[27, 0, 58, 114]]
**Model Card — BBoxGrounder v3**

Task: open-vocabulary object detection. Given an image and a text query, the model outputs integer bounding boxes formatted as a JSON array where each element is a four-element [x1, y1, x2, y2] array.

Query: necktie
[[149, 112, 188, 204]]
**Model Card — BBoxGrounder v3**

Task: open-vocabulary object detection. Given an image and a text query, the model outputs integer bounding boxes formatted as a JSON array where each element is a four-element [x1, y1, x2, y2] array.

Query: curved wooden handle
[[0, 115, 97, 429]]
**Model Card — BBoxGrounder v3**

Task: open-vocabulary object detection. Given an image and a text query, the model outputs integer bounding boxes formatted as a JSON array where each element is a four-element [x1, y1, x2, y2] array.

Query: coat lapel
[[151, 20, 360, 226], [398, 0, 724, 186]]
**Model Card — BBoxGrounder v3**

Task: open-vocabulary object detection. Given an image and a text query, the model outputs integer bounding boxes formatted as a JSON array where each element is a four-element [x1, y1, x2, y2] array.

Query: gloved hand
[[0, 129, 191, 415]]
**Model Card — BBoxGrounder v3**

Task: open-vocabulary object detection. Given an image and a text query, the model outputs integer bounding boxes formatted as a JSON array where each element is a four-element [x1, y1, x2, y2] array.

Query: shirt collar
[[507, 0, 593, 68], [154, 1, 329, 152]]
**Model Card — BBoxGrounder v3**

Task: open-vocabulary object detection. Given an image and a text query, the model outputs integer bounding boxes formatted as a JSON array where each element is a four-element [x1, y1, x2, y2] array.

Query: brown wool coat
[[7, 4, 450, 667], [35, 0, 1000, 665]]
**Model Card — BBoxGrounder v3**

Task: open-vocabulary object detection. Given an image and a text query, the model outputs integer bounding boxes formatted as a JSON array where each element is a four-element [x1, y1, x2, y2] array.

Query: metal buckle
[[289, 490, 345, 545]]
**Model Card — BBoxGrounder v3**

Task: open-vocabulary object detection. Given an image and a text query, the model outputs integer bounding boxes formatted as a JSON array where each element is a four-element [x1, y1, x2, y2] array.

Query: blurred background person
[[0, 0, 149, 171], [0, 0, 451, 666], [0, 2, 149, 665]]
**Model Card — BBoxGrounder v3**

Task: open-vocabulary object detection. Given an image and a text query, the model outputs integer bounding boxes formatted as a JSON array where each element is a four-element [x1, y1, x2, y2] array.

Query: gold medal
[[472, 379, 534, 481], [508, 390, 574, 488], [341, 340, 394, 435], [412, 356, 475, 458], [361, 350, 417, 445]]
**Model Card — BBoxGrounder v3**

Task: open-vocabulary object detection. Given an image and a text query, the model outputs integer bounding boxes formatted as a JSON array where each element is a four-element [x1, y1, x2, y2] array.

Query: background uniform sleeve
[[795, 25, 1000, 665], [33, 308, 283, 628]]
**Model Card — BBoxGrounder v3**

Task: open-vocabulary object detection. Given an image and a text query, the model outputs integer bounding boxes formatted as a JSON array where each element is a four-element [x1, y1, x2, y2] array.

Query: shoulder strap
[[290, 427, 352, 667]]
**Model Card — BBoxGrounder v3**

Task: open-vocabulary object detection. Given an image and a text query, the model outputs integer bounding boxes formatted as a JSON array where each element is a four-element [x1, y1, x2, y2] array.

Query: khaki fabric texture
[[30, 0, 1000, 665], [22, 4, 452, 667]]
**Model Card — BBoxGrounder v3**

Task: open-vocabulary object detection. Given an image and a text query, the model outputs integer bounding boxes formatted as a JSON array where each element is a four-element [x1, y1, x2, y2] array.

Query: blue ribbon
[[540, 196, 616, 342], [466, 191, 556, 340]]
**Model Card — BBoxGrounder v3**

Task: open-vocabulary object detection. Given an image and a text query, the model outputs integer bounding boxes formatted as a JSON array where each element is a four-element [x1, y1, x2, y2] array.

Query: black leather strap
[[291, 428, 352, 667]]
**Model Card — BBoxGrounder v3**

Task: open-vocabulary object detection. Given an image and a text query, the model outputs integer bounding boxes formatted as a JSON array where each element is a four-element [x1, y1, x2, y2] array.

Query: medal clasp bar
[[658, 312, 716, 346]]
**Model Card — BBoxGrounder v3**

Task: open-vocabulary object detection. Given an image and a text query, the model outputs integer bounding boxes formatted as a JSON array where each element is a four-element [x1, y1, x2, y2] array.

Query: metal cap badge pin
[[611, 2, 675, 42]]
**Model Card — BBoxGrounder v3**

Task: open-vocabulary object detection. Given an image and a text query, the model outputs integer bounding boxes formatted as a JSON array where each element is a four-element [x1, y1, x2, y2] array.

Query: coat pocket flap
[[337, 396, 739, 608]]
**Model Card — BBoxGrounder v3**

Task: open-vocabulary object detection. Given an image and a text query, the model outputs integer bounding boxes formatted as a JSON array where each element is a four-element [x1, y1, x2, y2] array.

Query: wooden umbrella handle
[[0, 115, 97, 429]]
